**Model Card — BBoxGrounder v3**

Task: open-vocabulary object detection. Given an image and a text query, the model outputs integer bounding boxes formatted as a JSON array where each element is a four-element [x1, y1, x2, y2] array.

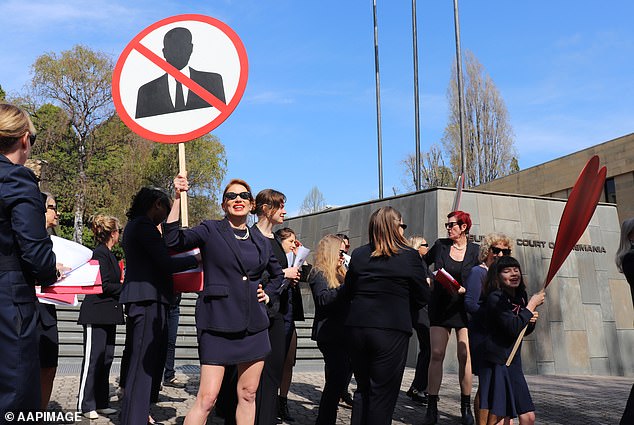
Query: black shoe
[[460, 394, 475, 425], [340, 391, 353, 407], [421, 395, 439, 425], [406, 387, 428, 404], [278, 396, 295, 423]]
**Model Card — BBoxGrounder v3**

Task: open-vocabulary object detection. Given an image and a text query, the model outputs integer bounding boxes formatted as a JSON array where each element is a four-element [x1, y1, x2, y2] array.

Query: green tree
[[31, 45, 114, 243], [442, 50, 517, 187]]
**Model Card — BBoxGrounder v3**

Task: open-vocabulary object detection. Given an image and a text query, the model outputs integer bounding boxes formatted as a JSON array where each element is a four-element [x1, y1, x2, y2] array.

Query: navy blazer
[[120, 216, 197, 305], [482, 289, 535, 365], [164, 218, 284, 334], [78, 244, 125, 325], [343, 244, 430, 334], [309, 270, 347, 343], [0, 155, 57, 301]]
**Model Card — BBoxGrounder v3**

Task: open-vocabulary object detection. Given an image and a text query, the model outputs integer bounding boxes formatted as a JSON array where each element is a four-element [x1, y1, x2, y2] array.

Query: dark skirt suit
[[164, 218, 284, 366], [0, 155, 57, 414], [309, 270, 350, 425], [119, 216, 198, 425], [77, 244, 125, 413], [343, 244, 430, 425], [424, 238, 479, 329], [463, 264, 488, 375], [478, 289, 536, 418]]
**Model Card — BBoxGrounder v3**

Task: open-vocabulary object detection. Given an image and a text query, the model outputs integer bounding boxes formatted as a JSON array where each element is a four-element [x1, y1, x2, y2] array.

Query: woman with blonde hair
[[344, 206, 430, 424], [309, 234, 348, 425], [77, 215, 125, 418], [0, 104, 58, 414]]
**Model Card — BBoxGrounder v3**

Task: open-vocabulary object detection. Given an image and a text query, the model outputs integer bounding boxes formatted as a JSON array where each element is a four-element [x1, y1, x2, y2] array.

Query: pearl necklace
[[452, 243, 466, 251], [234, 227, 250, 240]]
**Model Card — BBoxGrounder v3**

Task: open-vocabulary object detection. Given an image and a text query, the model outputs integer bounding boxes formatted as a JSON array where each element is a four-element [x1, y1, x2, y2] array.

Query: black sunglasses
[[419, 243, 429, 248], [445, 221, 459, 229], [399, 223, 408, 230], [491, 246, 512, 255], [28, 132, 37, 146], [224, 191, 251, 200], [46, 205, 57, 212], [339, 249, 346, 257]]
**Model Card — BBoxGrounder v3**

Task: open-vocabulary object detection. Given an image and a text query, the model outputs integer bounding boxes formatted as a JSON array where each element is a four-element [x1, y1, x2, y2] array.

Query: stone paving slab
[[42, 366, 631, 424]]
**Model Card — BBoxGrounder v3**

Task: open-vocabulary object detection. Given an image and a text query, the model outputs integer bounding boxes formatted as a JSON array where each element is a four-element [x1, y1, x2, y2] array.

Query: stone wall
[[285, 187, 634, 376]]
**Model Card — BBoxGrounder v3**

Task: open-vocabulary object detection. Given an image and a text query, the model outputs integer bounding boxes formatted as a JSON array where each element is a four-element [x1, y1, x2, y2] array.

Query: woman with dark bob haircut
[[477, 256, 544, 425], [118, 187, 199, 425], [344, 206, 430, 425]]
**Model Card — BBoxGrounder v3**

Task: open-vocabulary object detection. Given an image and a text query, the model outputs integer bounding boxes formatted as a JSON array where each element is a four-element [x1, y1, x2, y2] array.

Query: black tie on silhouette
[[175, 81, 185, 111]]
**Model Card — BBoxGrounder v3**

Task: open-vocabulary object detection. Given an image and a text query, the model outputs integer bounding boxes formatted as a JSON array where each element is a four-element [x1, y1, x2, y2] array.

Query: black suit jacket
[[120, 216, 198, 305], [78, 244, 125, 325], [135, 67, 226, 118], [423, 238, 480, 284], [309, 270, 347, 343], [343, 244, 430, 334], [164, 218, 284, 333], [0, 155, 56, 302]]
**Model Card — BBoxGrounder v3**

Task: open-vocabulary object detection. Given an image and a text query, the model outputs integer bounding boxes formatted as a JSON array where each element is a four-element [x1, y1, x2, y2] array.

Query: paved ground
[[42, 363, 631, 424]]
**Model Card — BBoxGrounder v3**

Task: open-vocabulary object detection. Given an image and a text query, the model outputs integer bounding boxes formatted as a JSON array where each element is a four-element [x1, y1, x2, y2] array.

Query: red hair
[[448, 210, 472, 233]]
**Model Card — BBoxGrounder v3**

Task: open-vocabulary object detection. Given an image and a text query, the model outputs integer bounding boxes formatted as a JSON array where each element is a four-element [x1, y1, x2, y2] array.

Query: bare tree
[[402, 143, 454, 190], [31, 45, 114, 243], [299, 186, 326, 214], [442, 50, 517, 187]]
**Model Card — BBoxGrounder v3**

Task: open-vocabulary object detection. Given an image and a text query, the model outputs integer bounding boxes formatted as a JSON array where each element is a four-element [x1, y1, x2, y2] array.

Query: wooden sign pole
[[178, 143, 189, 228]]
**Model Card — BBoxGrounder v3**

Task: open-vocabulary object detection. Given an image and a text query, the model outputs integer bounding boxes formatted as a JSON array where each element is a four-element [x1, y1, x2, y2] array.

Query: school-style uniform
[[309, 269, 350, 425], [478, 288, 536, 418], [77, 244, 125, 413], [163, 218, 284, 366], [344, 244, 430, 425], [0, 155, 57, 414], [118, 216, 198, 425]]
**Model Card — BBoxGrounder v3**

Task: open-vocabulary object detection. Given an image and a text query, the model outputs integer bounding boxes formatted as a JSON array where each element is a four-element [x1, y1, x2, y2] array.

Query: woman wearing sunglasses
[[463, 233, 513, 424], [422, 210, 480, 425], [344, 206, 430, 425], [165, 176, 283, 425]]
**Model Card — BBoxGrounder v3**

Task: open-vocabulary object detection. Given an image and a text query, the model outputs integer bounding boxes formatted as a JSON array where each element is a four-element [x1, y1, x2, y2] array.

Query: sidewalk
[[45, 363, 631, 424]]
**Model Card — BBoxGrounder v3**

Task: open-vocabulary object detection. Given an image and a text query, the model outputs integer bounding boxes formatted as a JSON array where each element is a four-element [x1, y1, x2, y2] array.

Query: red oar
[[506, 155, 607, 366]]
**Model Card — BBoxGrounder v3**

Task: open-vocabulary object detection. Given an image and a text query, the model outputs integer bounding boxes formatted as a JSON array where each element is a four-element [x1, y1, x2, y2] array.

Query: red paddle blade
[[544, 155, 607, 287]]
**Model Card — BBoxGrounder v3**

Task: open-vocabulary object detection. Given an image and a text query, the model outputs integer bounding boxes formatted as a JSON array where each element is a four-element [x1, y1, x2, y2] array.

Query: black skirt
[[198, 328, 270, 365]]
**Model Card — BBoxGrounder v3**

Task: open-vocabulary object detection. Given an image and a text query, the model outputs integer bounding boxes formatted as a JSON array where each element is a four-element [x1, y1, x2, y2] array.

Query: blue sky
[[2, 1, 633, 215]]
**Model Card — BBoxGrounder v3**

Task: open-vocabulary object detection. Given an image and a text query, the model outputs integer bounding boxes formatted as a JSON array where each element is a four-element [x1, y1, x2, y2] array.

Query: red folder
[[171, 249, 204, 293], [433, 268, 461, 293]]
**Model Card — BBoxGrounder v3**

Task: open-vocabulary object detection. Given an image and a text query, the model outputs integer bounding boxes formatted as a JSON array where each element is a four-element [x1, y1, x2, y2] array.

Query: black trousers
[[77, 324, 116, 412], [316, 339, 351, 425], [0, 287, 40, 416], [411, 323, 431, 391], [119, 302, 167, 425], [347, 327, 410, 425]]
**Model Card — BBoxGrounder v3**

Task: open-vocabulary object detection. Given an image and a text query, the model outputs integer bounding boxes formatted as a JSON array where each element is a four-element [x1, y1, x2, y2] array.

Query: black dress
[[198, 228, 271, 365]]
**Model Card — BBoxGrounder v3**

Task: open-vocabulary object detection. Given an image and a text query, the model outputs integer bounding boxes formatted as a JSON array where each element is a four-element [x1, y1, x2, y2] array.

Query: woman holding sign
[[422, 210, 479, 425], [166, 176, 283, 425], [0, 104, 58, 415]]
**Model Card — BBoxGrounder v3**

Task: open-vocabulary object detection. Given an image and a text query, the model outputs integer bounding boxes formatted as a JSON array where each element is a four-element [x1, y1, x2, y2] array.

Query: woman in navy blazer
[[422, 210, 479, 425], [344, 206, 430, 425], [118, 187, 199, 425], [309, 234, 349, 425], [77, 214, 125, 418], [165, 176, 283, 425]]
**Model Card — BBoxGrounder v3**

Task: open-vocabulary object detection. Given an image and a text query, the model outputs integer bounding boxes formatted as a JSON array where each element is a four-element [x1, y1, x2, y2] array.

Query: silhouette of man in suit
[[135, 27, 226, 119]]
